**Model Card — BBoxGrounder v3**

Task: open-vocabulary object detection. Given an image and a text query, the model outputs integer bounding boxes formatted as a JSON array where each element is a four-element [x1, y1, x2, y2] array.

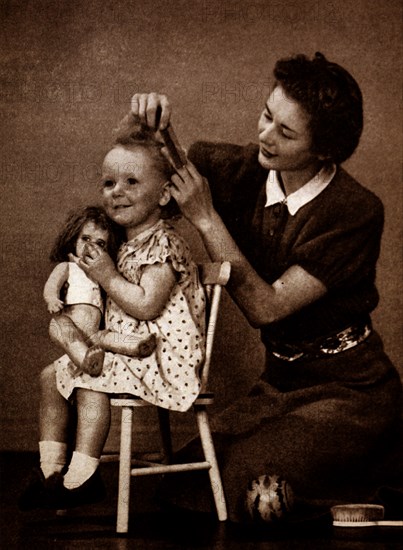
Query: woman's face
[[75, 221, 108, 259], [257, 86, 322, 174]]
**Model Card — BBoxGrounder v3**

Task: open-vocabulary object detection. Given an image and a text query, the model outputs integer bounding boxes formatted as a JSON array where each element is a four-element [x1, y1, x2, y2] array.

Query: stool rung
[[132, 458, 163, 467], [101, 454, 164, 465], [101, 453, 120, 463], [131, 461, 211, 476]]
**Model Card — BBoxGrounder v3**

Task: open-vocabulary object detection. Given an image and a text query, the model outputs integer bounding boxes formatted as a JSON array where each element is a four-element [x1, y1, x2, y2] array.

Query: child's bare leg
[[61, 389, 111, 491], [75, 389, 111, 458], [90, 330, 157, 357], [39, 364, 70, 443], [18, 365, 70, 509], [38, 364, 70, 479]]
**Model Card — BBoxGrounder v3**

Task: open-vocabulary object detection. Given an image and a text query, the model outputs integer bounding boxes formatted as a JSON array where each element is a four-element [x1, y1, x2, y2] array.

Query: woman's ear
[[159, 182, 171, 206]]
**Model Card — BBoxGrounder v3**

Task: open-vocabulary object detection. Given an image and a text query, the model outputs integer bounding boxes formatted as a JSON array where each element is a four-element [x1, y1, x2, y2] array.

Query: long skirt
[[158, 332, 403, 522]]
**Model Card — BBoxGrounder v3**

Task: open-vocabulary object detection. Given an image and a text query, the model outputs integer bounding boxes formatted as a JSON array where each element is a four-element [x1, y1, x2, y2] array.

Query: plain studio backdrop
[[0, 0, 402, 453]]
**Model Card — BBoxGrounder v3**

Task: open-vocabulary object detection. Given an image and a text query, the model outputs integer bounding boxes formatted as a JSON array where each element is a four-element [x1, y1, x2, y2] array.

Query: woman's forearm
[[169, 157, 326, 326], [196, 211, 326, 327], [196, 212, 279, 326]]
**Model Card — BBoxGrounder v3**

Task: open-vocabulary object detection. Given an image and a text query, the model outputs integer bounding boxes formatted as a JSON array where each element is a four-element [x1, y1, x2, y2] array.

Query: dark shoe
[[50, 469, 106, 509], [18, 467, 63, 511]]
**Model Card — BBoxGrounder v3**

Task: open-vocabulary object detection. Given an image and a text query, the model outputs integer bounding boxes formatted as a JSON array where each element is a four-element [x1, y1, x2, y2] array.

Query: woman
[[133, 52, 403, 523]]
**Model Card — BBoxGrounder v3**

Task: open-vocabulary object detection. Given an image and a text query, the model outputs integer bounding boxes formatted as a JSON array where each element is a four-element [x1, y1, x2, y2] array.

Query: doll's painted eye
[[127, 178, 138, 185], [102, 179, 115, 188]]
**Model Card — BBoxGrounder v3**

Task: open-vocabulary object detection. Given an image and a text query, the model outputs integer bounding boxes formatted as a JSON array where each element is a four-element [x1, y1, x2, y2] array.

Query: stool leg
[[196, 407, 228, 521], [157, 407, 172, 464], [116, 405, 133, 534]]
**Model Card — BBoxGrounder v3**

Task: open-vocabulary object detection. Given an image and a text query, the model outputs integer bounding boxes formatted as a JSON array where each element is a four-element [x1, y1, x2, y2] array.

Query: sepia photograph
[[1, 0, 402, 547]]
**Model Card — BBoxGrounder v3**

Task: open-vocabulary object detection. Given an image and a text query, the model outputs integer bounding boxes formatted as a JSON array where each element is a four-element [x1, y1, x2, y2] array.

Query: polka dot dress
[[55, 220, 206, 412]]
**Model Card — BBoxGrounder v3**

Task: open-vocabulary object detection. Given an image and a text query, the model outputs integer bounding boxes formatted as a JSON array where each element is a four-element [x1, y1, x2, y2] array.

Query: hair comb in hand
[[160, 124, 187, 169]]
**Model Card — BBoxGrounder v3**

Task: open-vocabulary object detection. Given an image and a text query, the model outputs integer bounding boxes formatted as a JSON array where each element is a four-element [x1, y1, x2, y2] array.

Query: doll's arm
[[43, 262, 69, 314]]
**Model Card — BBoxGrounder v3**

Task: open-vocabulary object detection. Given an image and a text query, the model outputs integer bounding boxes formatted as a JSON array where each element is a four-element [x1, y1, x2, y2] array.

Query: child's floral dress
[[55, 220, 206, 412]]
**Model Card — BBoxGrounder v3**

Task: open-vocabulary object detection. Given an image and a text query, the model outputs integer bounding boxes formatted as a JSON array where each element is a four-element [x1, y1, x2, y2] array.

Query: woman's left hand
[[69, 243, 116, 286], [168, 159, 216, 231]]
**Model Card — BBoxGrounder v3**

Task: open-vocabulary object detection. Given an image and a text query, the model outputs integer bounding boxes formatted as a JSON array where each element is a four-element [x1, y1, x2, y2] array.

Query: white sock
[[63, 451, 99, 490], [39, 440, 68, 479]]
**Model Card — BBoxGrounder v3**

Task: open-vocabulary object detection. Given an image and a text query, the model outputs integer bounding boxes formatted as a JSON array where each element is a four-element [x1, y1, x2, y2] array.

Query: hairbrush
[[160, 124, 187, 169], [154, 104, 187, 169], [331, 504, 403, 527]]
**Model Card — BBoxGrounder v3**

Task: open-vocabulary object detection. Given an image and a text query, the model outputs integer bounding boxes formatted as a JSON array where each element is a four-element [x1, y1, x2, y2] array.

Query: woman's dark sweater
[[189, 141, 384, 346]]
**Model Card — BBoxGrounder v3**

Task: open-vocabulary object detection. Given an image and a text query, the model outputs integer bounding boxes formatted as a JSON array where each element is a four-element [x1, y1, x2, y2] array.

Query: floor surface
[[2, 453, 402, 549]]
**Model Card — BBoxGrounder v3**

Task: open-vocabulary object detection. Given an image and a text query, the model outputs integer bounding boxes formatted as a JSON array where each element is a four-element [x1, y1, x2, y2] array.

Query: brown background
[[1, 0, 402, 451]]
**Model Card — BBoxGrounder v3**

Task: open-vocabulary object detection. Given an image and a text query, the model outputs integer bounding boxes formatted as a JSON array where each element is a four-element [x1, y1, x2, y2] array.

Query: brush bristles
[[331, 504, 385, 523]]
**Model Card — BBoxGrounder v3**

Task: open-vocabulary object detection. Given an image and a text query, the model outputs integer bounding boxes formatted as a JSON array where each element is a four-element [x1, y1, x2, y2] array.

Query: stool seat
[[110, 392, 215, 406]]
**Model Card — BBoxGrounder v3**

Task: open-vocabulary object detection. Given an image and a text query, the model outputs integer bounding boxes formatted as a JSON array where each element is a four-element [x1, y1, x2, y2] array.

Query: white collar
[[265, 164, 336, 215]]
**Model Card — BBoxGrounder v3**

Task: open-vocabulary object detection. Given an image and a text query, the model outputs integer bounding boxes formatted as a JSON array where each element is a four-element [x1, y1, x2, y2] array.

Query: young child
[[45, 205, 156, 377], [19, 115, 206, 510]]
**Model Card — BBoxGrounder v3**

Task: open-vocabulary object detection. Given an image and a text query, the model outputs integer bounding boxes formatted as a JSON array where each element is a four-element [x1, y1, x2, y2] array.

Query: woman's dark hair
[[111, 114, 180, 219], [50, 205, 124, 263], [273, 52, 363, 164]]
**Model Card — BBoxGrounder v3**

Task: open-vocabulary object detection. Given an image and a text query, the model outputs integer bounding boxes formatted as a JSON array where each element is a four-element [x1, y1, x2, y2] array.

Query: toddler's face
[[75, 221, 109, 259], [101, 146, 170, 240]]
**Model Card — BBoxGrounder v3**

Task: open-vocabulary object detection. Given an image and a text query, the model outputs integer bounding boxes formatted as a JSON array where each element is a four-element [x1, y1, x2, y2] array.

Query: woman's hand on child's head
[[69, 244, 116, 286], [131, 93, 171, 130]]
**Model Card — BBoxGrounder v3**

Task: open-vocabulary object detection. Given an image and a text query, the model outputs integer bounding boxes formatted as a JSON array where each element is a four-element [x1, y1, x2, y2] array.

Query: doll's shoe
[[81, 346, 105, 377], [18, 467, 63, 511], [137, 333, 157, 358], [50, 469, 106, 509]]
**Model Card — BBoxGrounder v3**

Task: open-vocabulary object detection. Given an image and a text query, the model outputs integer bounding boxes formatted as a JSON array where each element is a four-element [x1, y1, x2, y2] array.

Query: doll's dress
[[64, 262, 103, 312]]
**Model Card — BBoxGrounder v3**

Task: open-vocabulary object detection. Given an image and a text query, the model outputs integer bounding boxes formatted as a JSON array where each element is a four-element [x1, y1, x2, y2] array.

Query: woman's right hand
[[169, 161, 216, 232], [131, 93, 172, 130]]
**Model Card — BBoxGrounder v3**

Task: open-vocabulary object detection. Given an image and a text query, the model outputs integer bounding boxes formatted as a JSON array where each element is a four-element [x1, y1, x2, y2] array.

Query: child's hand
[[70, 244, 116, 287], [131, 93, 171, 130], [46, 298, 64, 314]]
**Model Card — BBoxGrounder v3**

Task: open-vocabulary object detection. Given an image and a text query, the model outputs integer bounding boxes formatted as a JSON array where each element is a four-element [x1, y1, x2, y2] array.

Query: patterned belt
[[268, 321, 372, 362]]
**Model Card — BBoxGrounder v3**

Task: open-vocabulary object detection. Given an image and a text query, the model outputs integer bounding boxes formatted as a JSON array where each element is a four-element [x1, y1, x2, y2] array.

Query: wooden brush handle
[[160, 124, 187, 169], [333, 520, 403, 527]]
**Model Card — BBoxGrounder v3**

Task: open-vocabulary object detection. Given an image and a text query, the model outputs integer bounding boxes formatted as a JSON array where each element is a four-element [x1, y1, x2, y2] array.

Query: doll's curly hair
[[273, 52, 363, 164], [50, 205, 124, 263], [111, 113, 180, 219]]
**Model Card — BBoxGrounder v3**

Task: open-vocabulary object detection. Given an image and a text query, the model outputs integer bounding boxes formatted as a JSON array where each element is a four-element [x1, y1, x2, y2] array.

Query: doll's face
[[75, 221, 109, 259]]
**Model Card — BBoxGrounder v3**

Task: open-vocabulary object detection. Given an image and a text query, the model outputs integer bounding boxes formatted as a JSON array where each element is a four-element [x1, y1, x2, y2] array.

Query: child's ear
[[159, 182, 171, 207]]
